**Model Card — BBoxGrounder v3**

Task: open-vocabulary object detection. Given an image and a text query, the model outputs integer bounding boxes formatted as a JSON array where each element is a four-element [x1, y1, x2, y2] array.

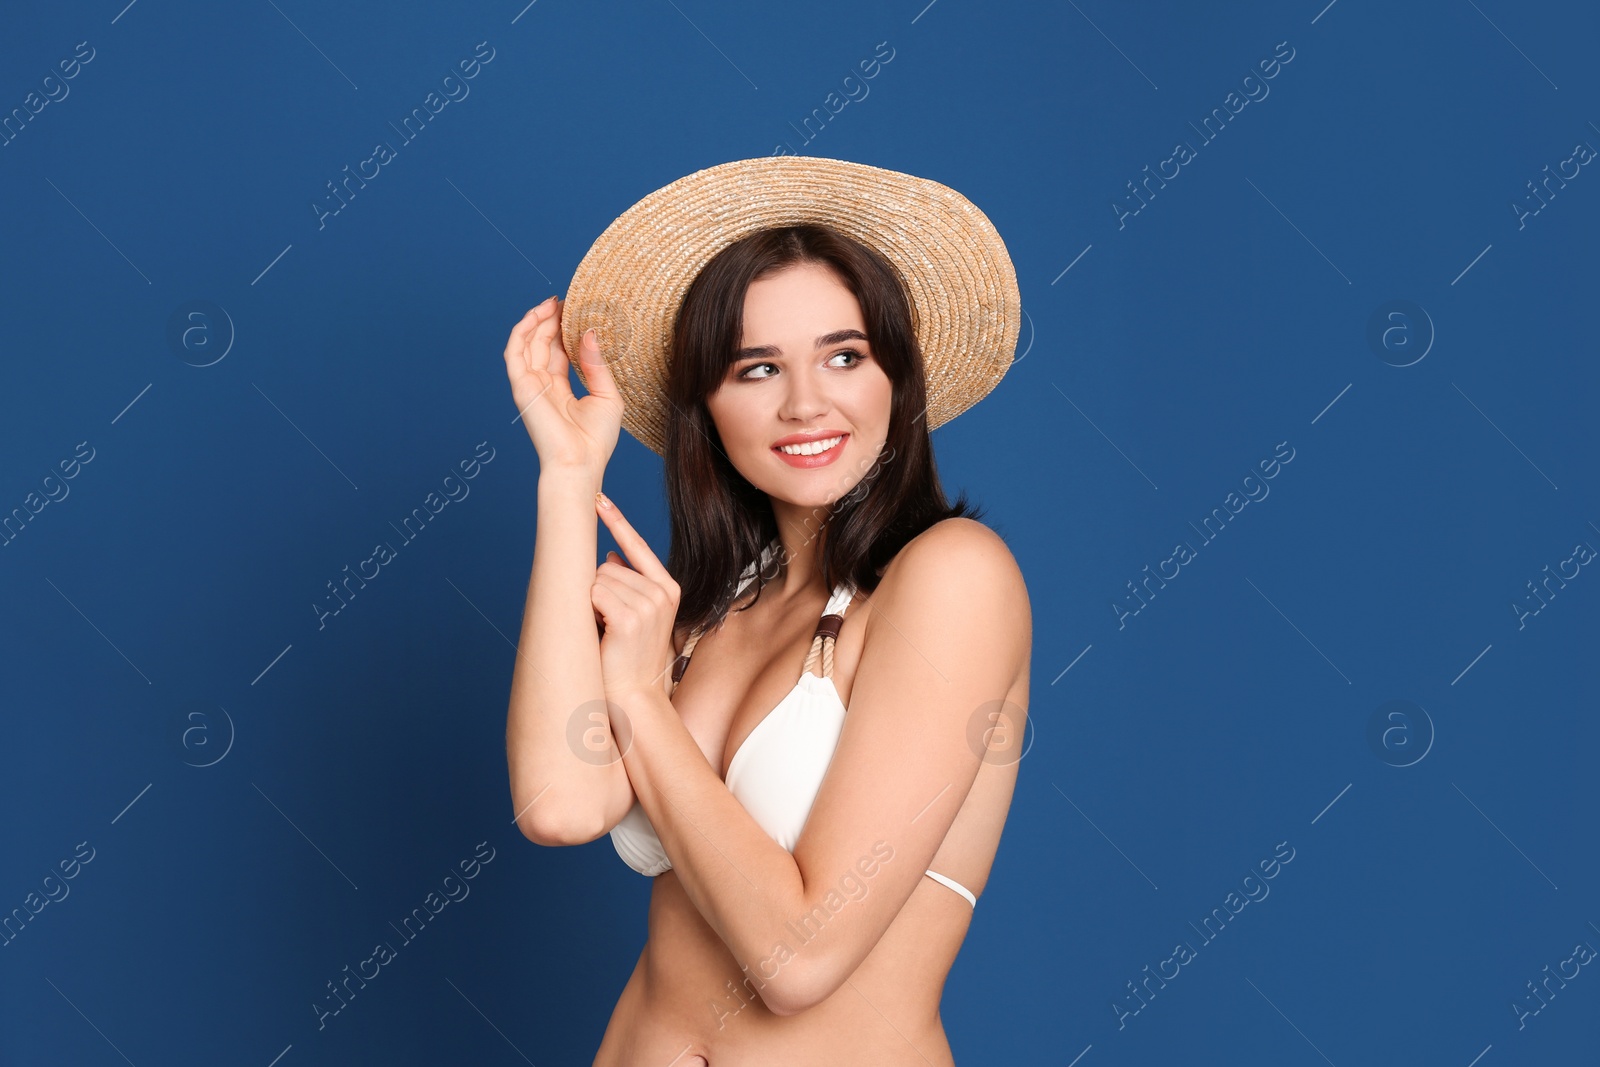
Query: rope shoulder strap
[[672, 581, 857, 690], [670, 627, 708, 689], [671, 542, 776, 692], [801, 582, 857, 680]]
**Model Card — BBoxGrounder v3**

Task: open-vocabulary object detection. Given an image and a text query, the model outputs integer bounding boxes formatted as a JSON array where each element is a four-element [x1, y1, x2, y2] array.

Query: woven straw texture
[[561, 155, 1021, 457]]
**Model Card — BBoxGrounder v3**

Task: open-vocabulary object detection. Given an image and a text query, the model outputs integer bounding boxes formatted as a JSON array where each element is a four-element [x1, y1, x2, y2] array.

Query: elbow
[[515, 812, 569, 847], [756, 958, 838, 1018], [514, 793, 600, 848], [757, 982, 811, 1018]]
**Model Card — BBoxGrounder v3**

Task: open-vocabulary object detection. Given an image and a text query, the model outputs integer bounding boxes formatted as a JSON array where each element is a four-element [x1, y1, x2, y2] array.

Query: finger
[[533, 299, 573, 380], [572, 326, 623, 403], [595, 495, 674, 587], [591, 572, 652, 621], [597, 559, 665, 602], [597, 550, 632, 580], [504, 301, 575, 409], [503, 297, 556, 372]]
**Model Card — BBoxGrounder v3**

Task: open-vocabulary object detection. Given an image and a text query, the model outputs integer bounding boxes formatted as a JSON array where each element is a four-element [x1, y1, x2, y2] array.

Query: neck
[[767, 500, 832, 599]]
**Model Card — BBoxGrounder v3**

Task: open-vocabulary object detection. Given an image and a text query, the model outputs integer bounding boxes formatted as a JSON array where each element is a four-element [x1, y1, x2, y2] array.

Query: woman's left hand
[[591, 492, 682, 703]]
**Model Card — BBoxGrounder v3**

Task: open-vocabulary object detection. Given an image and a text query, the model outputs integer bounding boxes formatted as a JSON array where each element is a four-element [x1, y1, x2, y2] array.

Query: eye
[[735, 348, 866, 380], [736, 361, 778, 381]]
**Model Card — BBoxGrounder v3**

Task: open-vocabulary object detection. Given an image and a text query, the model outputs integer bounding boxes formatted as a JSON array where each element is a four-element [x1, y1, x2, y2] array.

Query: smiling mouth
[[771, 433, 850, 468], [774, 434, 846, 457]]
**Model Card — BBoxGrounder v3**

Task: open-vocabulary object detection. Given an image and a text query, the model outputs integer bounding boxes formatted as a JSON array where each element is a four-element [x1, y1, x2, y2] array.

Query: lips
[[772, 432, 848, 468]]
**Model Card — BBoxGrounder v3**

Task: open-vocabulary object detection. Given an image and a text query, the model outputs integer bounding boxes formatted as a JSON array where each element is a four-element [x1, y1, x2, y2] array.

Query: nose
[[776, 363, 829, 424]]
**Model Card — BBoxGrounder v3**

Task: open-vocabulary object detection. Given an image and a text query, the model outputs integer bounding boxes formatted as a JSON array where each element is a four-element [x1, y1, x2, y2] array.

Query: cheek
[[857, 373, 894, 428], [707, 396, 766, 452]]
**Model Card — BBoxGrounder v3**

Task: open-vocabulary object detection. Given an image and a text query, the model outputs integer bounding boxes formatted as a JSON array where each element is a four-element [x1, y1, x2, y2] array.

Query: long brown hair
[[664, 223, 985, 639]]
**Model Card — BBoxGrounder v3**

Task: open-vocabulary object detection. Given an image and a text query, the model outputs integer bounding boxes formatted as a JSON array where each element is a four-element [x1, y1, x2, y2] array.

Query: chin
[[736, 438, 873, 504]]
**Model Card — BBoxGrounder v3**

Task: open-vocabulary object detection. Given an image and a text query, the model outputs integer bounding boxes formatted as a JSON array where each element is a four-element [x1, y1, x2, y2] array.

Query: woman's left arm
[[599, 509, 1031, 1017]]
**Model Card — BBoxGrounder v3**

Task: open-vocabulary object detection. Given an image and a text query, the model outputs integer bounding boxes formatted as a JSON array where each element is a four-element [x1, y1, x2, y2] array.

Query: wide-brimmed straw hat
[[561, 155, 1021, 457]]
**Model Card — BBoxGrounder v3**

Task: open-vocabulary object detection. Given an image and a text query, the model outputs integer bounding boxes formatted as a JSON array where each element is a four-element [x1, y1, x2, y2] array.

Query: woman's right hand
[[503, 296, 623, 483]]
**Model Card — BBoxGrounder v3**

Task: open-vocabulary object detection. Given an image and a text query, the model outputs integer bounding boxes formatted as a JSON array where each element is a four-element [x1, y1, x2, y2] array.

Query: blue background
[[2, 1, 1596, 1064]]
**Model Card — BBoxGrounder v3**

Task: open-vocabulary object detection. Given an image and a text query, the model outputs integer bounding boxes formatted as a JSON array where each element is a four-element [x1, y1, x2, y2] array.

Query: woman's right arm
[[501, 297, 636, 846], [506, 465, 638, 846]]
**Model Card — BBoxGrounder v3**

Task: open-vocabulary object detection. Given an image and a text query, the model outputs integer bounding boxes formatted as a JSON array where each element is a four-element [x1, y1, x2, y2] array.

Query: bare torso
[[593, 556, 1029, 1066]]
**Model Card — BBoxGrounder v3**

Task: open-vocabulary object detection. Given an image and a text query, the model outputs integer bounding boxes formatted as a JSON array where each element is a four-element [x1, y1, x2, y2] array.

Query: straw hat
[[560, 155, 1022, 457]]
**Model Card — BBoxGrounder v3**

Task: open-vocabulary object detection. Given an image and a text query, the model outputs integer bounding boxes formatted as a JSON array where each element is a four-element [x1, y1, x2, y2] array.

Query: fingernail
[[596, 491, 612, 509]]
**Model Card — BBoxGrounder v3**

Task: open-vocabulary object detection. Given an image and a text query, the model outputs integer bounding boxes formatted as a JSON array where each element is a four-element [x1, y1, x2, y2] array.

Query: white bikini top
[[607, 539, 978, 908]]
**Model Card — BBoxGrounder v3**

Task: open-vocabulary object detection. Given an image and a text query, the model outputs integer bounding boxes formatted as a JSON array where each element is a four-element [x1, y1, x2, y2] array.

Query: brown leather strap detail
[[671, 654, 690, 684], [814, 613, 844, 642]]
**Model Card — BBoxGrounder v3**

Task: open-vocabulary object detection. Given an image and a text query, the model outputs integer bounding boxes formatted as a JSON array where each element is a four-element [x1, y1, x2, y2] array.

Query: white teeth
[[777, 435, 843, 456]]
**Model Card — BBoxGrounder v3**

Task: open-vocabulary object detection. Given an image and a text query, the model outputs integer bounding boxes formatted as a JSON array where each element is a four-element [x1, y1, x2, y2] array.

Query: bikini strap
[[670, 539, 781, 693], [670, 628, 705, 689], [802, 580, 857, 680], [675, 581, 856, 688]]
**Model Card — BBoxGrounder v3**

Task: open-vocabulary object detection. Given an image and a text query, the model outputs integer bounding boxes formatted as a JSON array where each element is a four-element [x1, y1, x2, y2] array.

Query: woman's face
[[705, 261, 893, 514]]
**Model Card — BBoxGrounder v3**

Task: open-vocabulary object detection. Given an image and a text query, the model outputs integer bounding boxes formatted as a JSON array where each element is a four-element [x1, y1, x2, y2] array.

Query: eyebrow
[[734, 329, 869, 361]]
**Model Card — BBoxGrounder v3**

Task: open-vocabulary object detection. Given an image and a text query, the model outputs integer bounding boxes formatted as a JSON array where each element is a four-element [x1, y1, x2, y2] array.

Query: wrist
[[605, 681, 671, 717], [607, 685, 681, 784], [537, 464, 602, 494]]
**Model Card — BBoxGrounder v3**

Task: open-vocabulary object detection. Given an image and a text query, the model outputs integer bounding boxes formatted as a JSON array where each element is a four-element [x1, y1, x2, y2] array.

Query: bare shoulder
[[880, 518, 1026, 589], [864, 518, 1036, 710], [872, 517, 1031, 638]]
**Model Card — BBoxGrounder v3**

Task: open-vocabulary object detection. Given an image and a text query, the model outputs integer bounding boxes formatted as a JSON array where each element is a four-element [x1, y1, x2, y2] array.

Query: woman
[[503, 157, 1032, 1066]]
